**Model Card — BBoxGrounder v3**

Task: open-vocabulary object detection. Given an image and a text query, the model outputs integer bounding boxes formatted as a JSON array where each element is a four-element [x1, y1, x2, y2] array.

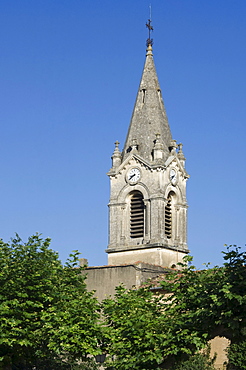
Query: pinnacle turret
[[110, 141, 122, 172]]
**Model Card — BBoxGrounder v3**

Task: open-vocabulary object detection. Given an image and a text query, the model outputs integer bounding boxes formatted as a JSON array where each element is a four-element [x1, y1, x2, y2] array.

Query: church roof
[[122, 44, 172, 163]]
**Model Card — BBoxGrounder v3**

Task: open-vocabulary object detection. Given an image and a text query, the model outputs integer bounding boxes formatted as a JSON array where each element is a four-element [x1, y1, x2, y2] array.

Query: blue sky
[[1, 0, 246, 269]]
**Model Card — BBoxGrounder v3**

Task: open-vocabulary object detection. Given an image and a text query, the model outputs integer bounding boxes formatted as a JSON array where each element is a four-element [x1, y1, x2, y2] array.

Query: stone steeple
[[106, 38, 189, 269], [123, 44, 172, 163]]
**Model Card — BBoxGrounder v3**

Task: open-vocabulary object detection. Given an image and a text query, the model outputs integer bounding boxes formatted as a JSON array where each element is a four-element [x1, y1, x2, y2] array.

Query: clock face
[[170, 168, 177, 185], [127, 168, 141, 184]]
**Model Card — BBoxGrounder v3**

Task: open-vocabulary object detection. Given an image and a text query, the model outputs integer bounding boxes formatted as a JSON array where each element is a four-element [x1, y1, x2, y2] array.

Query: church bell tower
[[106, 24, 189, 268]]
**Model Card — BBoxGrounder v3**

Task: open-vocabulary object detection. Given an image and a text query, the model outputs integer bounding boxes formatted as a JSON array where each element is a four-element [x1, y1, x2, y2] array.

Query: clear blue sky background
[[1, 0, 246, 269]]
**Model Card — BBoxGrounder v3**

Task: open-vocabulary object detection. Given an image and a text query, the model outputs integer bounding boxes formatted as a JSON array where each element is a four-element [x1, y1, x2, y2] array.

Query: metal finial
[[146, 5, 153, 47]]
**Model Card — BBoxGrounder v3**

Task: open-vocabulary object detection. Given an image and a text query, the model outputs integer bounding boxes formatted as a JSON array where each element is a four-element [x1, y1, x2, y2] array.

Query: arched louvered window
[[165, 192, 174, 239], [130, 191, 144, 238]]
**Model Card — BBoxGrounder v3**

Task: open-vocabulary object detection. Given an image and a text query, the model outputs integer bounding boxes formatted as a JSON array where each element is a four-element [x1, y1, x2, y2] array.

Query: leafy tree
[[173, 346, 216, 370], [102, 284, 209, 369], [103, 285, 165, 369], [159, 246, 246, 368], [227, 340, 246, 369], [102, 246, 246, 369], [0, 234, 102, 369], [2, 234, 246, 369], [161, 246, 246, 345], [41, 251, 103, 367], [221, 246, 246, 343]]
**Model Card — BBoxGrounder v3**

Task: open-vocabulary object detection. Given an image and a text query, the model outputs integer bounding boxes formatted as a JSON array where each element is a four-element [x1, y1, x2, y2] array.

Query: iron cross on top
[[146, 19, 154, 47]]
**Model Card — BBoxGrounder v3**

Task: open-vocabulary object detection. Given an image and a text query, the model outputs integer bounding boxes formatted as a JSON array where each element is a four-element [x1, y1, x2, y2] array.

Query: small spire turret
[[111, 141, 122, 170], [169, 140, 178, 156], [178, 143, 186, 167], [131, 139, 138, 152], [153, 133, 164, 163]]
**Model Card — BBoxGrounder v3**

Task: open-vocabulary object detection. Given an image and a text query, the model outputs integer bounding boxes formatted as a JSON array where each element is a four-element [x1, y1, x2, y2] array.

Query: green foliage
[[160, 246, 246, 343], [227, 340, 246, 369], [102, 246, 246, 369], [102, 284, 208, 369], [0, 234, 102, 369], [102, 285, 166, 369], [173, 347, 216, 370], [221, 246, 246, 341], [71, 359, 102, 370], [1, 235, 246, 369], [41, 250, 102, 364], [64, 358, 100, 369]]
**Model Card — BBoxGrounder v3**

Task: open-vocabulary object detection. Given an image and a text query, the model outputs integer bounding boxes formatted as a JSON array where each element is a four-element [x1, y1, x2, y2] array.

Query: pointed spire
[[122, 41, 172, 163]]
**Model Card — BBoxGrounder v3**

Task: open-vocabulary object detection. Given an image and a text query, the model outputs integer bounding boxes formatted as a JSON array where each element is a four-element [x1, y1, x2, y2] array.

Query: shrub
[[174, 347, 216, 370]]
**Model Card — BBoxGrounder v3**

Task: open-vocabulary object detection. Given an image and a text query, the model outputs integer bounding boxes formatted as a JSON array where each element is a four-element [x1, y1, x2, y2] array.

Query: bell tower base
[[107, 245, 188, 269]]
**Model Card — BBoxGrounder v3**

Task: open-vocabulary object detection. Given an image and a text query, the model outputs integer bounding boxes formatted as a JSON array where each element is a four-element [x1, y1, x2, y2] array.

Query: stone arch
[[164, 184, 182, 204], [118, 184, 150, 243], [118, 182, 150, 204]]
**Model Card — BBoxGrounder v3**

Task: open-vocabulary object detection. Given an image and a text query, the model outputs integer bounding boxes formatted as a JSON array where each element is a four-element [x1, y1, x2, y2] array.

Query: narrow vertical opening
[[165, 192, 174, 239], [142, 89, 146, 104], [130, 191, 144, 238]]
